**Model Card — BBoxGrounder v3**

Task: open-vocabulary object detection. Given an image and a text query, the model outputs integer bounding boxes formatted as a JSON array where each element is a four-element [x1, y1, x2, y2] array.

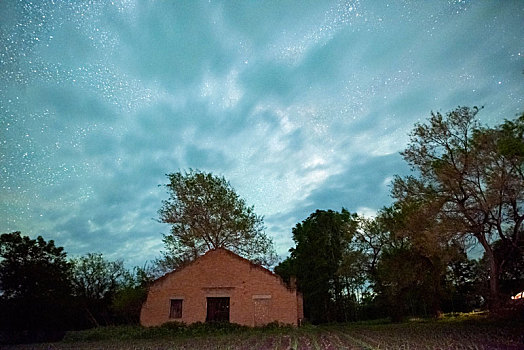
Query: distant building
[[140, 248, 303, 327]]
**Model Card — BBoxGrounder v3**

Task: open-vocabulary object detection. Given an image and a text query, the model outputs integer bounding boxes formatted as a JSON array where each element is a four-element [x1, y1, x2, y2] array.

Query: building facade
[[140, 248, 303, 327]]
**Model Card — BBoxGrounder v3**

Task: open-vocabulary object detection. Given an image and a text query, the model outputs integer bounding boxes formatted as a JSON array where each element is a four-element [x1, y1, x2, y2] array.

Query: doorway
[[206, 297, 230, 322], [253, 298, 271, 326]]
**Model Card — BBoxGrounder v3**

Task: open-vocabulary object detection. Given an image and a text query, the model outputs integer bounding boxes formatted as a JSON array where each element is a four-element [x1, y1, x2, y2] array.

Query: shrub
[[63, 322, 251, 342]]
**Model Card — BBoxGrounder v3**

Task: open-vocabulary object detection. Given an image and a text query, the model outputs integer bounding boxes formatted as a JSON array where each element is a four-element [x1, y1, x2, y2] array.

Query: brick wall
[[140, 248, 303, 327]]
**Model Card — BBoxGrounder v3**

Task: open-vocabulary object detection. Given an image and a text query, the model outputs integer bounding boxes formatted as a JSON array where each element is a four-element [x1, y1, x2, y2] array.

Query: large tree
[[158, 170, 277, 268], [393, 107, 524, 310], [70, 253, 129, 327], [0, 232, 73, 341], [365, 204, 461, 320], [276, 209, 359, 323]]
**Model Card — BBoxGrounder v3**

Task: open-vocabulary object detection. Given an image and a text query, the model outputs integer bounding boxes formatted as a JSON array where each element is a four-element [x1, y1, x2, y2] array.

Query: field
[[5, 317, 524, 350]]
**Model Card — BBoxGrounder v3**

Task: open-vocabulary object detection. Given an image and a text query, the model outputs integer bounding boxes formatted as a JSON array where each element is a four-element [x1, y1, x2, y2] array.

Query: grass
[[4, 314, 524, 349], [61, 321, 255, 342]]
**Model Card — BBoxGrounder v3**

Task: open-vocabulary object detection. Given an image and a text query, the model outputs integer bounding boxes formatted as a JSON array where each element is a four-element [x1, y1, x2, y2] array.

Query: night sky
[[1, 1, 523, 268]]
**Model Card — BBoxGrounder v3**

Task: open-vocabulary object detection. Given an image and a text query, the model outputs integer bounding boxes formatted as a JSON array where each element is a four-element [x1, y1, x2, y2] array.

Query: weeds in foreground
[[5, 314, 524, 350], [62, 320, 294, 342]]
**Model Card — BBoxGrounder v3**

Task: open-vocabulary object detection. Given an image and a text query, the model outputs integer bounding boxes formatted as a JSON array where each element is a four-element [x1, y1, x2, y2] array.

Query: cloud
[[28, 85, 117, 123], [183, 144, 232, 170], [265, 152, 410, 256], [2, 0, 523, 267], [200, 69, 244, 110]]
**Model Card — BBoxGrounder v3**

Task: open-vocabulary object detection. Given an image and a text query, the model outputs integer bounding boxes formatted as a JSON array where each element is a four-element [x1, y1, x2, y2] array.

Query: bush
[[184, 321, 249, 336], [111, 286, 148, 324], [63, 326, 144, 342], [257, 321, 293, 332], [63, 322, 251, 342]]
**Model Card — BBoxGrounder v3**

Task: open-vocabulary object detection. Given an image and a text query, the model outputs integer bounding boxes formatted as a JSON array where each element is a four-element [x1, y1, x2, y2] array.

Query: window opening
[[169, 299, 183, 318]]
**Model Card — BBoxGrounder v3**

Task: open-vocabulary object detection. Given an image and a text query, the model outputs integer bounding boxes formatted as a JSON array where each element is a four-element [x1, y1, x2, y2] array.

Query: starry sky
[[1, 0, 523, 268]]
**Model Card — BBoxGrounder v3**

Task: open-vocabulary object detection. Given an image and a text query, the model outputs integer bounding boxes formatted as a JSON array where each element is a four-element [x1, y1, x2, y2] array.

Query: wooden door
[[253, 298, 271, 326], [206, 297, 230, 322]]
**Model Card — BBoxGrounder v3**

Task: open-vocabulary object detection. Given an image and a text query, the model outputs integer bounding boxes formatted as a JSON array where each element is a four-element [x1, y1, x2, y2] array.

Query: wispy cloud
[[1, 0, 523, 266]]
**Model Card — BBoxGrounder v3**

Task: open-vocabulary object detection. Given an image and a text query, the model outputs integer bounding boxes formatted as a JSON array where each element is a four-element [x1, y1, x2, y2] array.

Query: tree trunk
[[431, 271, 443, 318], [84, 305, 100, 327], [486, 249, 500, 312], [477, 234, 501, 312]]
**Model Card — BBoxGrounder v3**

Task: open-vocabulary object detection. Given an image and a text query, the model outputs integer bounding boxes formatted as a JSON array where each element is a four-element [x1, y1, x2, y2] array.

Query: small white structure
[[511, 291, 523, 300]]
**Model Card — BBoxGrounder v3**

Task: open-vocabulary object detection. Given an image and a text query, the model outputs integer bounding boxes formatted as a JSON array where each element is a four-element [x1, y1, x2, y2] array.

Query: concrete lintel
[[252, 295, 272, 300]]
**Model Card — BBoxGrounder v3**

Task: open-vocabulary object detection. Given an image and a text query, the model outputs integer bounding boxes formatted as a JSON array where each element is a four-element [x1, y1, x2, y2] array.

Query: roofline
[[149, 247, 295, 290]]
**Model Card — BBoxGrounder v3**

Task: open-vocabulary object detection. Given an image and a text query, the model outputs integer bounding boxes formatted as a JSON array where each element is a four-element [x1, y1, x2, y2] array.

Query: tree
[[158, 170, 277, 268], [393, 107, 524, 310], [276, 209, 359, 323], [71, 253, 127, 301], [354, 212, 394, 281], [111, 265, 152, 325], [70, 253, 129, 327], [444, 252, 485, 313], [0, 232, 73, 342], [481, 238, 524, 299], [357, 206, 436, 320]]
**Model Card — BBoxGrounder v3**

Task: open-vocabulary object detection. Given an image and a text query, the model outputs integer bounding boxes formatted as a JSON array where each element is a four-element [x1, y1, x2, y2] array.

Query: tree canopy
[[0, 232, 73, 340], [71, 253, 128, 301], [364, 204, 463, 320], [275, 209, 359, 323], [70, 253, 130, 327], [274, 107, 524, 322], [158, 169, 277, 268], [0, 231, 71, 300], [393, 107, 524, 309]]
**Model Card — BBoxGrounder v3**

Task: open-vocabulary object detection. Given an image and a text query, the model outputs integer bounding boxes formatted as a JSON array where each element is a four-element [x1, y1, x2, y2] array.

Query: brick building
[[140, 248, 303, 327]]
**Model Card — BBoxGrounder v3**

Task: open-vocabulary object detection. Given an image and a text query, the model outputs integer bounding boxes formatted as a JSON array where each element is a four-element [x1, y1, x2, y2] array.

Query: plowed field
[[5, 321, 524, 349]]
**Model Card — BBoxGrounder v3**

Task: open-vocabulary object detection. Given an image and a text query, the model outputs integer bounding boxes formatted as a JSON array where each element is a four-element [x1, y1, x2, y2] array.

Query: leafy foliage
[[111, 285, 148, 325], [70, 253, 130, 327], [481, 238, 524, 300], [444, 252, 485, 312], [276, 209, 359, 323], [393, 107, 524, 310], [63, 322, 251, 342], [0, 232, 74, 342], [357, 205, 459, 321], [0, 231, 71, 300], [158, 169, 277, 268], [71, 253, 128, 300], [111, 265, 153, 325]]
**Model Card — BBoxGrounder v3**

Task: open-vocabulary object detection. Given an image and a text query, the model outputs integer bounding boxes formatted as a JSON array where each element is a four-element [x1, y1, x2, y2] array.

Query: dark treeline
[[0, 232, 154, 343], [275, 207, 489, 323], [1, 107, 523, 342], [275, 107, 524, 324]]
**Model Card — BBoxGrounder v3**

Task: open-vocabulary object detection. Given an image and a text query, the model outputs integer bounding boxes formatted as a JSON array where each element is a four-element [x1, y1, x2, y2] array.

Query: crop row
[[5, 321, 524, 350]]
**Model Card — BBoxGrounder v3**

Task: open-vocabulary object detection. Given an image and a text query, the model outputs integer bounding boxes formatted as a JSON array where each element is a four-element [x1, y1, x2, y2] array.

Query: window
[[169, 299, 183, 319]]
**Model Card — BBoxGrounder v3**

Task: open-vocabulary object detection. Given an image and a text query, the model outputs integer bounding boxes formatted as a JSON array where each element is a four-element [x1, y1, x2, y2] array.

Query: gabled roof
[[151, 247, 293, 290]]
